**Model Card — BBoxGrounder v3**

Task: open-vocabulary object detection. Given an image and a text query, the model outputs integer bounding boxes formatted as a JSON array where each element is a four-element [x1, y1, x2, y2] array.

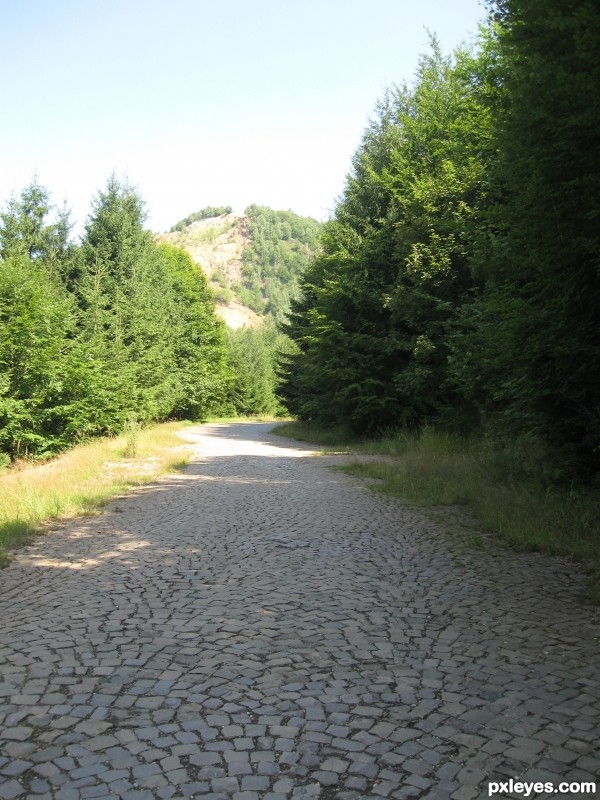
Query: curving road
[[0, 422, 599, 800]]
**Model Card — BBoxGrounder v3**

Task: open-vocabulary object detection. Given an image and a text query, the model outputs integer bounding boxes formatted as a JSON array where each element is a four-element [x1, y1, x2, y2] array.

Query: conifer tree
[[280, 36, 497, 433], [451, 0, 600, 478]]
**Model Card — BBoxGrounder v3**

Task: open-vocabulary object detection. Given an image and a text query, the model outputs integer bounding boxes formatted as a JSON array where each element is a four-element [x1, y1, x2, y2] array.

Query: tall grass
[[274, 420, 358, 448], [279, 422, 600, 602], [0, 422, 193, 565]]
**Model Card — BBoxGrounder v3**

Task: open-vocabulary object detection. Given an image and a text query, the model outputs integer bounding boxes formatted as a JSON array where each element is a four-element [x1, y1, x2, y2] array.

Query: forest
[[0, 177, 230, 462], [225, 205, 323, 415], [0, 0, 598, 494], [237, 205, 323, 321], [279, 0, 599, 485], [0, 181, 322, 462]]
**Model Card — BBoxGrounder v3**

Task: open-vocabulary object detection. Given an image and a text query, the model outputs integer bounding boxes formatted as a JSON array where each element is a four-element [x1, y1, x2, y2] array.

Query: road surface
[[0, 422, 598, 799]]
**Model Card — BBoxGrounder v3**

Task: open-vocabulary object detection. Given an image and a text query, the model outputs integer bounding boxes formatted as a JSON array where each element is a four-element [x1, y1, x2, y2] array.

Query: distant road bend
[[0, 422, 598, 799]]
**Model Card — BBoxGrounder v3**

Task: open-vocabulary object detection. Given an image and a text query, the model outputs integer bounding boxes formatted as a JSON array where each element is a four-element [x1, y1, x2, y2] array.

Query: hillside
[[156, 205, 322, 328]]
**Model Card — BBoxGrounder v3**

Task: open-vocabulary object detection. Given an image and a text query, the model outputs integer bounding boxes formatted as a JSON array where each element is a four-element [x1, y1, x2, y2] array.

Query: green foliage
[[0, 177, 230, 462], [225, 322, 298, 417], [123, 411, 140, 458], [225, 324, 287, 416], [77, 177, 161, 432], [170, 205, 232, 232], [0, 256, 77, 457], [76, 182, 229, 430], [281, 6, 598, 484], [155, 243, 229, 420], [0, 180, 80, 286], [212, 285, 234, 304], [239, 205, 322, 321], [449, 0, 600, 479], [165, 204, 321, 325], [274, 420, 358, 448], [280, 36, 497, 435]]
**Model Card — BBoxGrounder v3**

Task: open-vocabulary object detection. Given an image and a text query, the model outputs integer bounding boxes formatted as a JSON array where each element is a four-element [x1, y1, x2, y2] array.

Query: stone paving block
[[256, 759, 280, 776], [211, 776, 240, 792], [0, 759, 32, 777], [1, 422, 599, 800], [0, 780, 25, 800], [53, 789, 80, 800], [1, 727, 32, 741], [178, 783, 210, 796], [239, 775, 270, 791], [83, 735, 120, 752], [373, 781, 402, 797], [312, 769, 339, 786], [79, 787, 113, 799], [348, 761, 379, 778], [291, 785, 321, 797], [403, 758, 434, 777]]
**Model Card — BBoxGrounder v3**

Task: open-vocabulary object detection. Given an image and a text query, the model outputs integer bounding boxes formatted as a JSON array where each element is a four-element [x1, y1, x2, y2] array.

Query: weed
[[123, 411, 140, 458]]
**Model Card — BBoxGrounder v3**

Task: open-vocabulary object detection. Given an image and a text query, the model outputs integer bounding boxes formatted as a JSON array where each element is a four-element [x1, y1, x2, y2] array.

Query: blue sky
[[0, 0, 487, 233]]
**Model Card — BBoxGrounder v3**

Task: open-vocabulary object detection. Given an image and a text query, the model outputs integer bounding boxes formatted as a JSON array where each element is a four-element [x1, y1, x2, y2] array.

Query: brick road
[[1, 422, 598, 800]]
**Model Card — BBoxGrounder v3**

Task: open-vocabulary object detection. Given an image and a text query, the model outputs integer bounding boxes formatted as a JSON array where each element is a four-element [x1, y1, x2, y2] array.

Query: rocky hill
[[156, 205, 322, 329]]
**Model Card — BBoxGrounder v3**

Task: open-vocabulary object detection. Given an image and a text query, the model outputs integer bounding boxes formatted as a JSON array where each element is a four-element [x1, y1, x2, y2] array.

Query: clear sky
[[0, 0, 487, 234]]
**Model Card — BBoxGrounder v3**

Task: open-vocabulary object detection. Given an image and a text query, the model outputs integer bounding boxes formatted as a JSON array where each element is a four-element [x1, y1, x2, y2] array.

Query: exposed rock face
[[156, 213, 261, 329], [214, 298, 262, 330]]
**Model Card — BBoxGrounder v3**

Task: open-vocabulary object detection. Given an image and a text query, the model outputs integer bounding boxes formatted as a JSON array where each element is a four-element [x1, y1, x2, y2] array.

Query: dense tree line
[[0, 177, 229, 460], [169, 206, 233, 232], [280, 0, 599, 482], [236, 205, 322, 320], [225, 324, 290, 417]]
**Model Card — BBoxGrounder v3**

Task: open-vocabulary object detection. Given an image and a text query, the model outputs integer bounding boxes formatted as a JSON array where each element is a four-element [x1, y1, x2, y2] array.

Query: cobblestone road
[[1, 423, 599, 800]]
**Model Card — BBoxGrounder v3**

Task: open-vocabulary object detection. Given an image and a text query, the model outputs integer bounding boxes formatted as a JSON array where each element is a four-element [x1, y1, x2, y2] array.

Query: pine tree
[[0, 256, 77, 456], [453, 0, 600, 478], [279, 35, 497, 434]]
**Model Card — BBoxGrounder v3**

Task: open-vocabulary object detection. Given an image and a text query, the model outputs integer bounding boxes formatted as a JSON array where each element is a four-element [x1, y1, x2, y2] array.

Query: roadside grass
[[0, 421, 193, 566], [277, 422, 600, 602], [274, 420, 359, 449]]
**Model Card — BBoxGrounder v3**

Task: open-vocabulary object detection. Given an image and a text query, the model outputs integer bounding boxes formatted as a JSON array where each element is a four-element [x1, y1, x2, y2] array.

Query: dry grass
[[0, 422, 193, 565]]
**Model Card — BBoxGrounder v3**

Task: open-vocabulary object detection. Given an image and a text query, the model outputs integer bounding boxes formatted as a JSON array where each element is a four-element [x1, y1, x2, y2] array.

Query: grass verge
[[0, 421, 193, 566], [274, 420, 358, 449], [277, 422, 600, 603]]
